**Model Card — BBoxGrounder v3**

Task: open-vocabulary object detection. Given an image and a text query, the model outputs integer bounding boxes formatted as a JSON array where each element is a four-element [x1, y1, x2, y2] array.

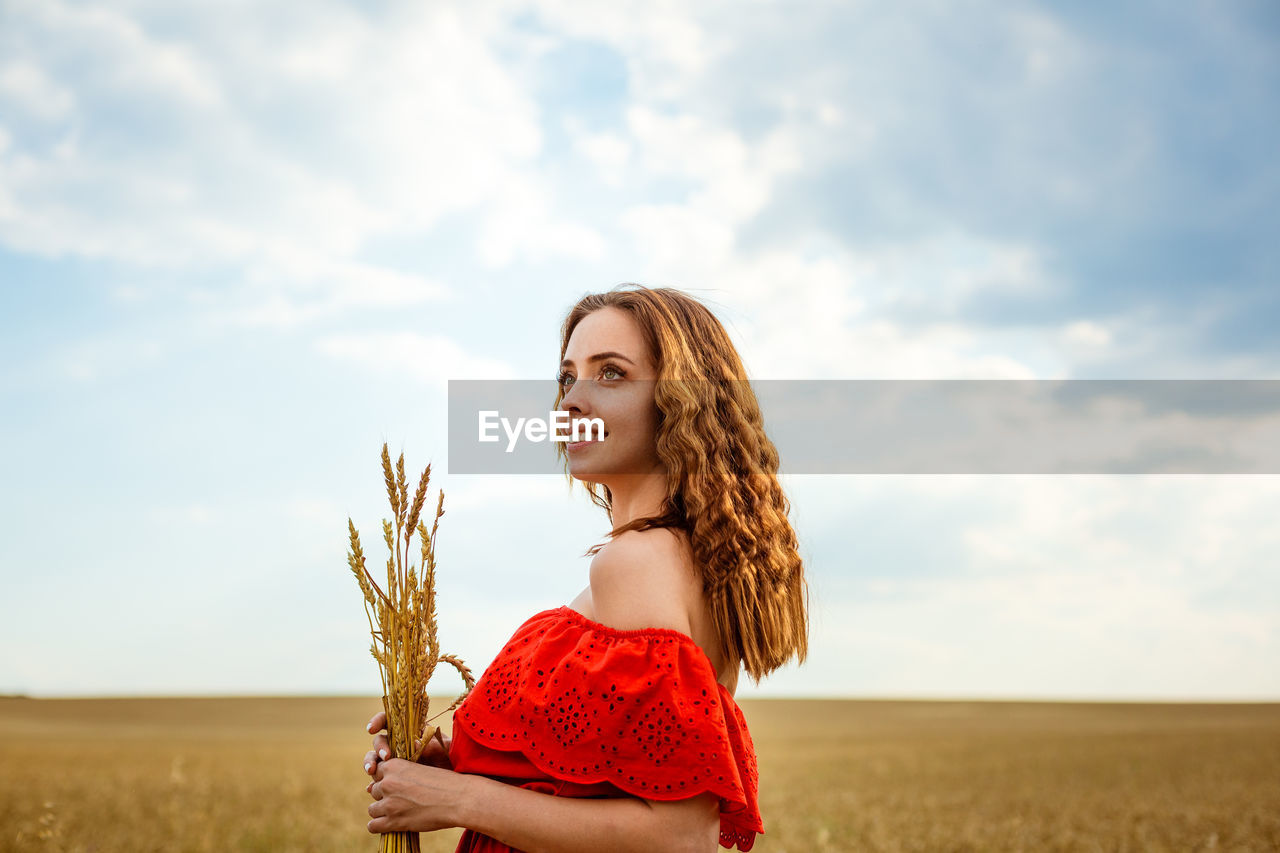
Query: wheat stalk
[[348, 442, 473, 853]]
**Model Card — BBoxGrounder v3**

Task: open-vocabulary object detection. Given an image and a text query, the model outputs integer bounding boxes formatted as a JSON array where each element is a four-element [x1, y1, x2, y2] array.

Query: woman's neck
[[604, 471, 670, 527]]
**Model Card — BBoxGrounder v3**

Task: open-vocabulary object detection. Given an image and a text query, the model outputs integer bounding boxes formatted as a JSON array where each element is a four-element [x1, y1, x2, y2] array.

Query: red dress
[[448, 606, 763, 852]]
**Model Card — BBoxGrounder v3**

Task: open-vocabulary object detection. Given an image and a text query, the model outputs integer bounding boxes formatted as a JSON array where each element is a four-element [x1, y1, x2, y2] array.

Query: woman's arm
[[367, 759, 720, 853], [460, 773, 720, 853]]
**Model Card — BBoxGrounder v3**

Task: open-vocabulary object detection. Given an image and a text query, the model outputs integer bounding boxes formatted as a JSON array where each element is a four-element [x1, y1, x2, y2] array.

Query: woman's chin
[[567, 459, 604, 481], [566, 453, 619, 485]]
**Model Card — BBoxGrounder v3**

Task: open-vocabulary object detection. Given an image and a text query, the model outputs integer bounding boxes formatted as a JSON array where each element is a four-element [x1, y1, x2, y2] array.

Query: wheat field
[[1, 696, 1276, 852]]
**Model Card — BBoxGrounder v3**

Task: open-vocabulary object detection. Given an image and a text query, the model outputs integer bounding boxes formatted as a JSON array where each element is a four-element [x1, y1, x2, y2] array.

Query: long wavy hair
[[553, 284, 808, 683]]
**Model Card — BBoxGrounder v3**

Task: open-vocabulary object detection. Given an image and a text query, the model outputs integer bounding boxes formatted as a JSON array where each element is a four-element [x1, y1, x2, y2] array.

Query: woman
[[361, 285, 808, 852]]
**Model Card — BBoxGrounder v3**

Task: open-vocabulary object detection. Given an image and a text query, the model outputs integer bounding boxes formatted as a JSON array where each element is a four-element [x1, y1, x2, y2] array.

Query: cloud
[[0, 0, 604, 323], [568, 122, 632, 187], [6, 0, 1272, 366], [50, 333, 165, 382], [608, 2, 1280, 366], [209, 250, 453, 329], [743, 475, 1280, 699], [0, 60, 77, 120], [474, 172, 609, 269], [317, 332, 518, 383], [3, 1, 1276, 701], [530, 0, 733, 99], [616, 236, 1045, 380]]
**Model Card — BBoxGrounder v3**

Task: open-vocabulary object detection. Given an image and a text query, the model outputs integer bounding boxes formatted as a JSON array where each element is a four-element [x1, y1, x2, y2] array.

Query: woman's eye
[[557, 365, 624, 387]]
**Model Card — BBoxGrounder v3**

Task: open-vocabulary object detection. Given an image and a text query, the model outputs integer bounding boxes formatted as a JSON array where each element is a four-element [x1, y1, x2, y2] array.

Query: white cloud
[[0, 0, 601, 321], [530, 0, 733, 100], [317, 332, 518, 382], [567, 121, 632, 188], [1009, 8, 1087, 86], [219, 249, 452, 329], [618, 104, 804, 231], [23, 0, 224, 107], [869, 231, 1052, 314], [443, 476, 572, 512], [474, 173, 609, 269], [619, 238, 1043, 379], [618, 203, 737, 270], [53, 334, 165, 382], [744, 475, 1280, 699], [0, 61, 76, 119], [3, 1, 1273, 702], [1061, 319, 1112, 350]]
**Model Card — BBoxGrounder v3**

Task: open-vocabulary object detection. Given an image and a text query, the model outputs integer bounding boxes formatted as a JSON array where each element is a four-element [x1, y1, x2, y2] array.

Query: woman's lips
[[566, 432, 606, 451]]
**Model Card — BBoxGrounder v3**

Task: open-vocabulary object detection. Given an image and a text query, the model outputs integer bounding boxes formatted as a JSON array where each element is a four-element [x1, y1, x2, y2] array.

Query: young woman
[[361, 285, 808, 852]]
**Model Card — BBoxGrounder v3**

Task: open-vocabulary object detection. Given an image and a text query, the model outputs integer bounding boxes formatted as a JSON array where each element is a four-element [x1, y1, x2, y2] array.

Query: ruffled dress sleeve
[[450, 606, 763, 851]]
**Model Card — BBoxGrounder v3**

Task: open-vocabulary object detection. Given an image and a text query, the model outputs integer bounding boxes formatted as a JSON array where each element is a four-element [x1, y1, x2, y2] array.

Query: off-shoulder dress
[[448, 605, 763, 852]]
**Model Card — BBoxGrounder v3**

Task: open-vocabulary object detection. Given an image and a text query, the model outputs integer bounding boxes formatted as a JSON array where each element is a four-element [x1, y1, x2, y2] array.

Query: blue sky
[[1, 0, 1277, 699]]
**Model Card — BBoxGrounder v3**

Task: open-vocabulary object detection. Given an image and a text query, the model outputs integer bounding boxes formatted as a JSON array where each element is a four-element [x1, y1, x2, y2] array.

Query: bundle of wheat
[[347, 443, 475, 853]]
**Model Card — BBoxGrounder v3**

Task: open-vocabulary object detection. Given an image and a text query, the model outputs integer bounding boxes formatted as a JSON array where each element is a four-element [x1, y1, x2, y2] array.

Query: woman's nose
[[561, 378, 592, 411], [559, 385, 593, 435]]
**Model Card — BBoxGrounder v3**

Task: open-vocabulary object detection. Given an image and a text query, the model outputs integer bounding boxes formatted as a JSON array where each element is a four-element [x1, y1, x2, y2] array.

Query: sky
[[1, 0, 1278, 701]]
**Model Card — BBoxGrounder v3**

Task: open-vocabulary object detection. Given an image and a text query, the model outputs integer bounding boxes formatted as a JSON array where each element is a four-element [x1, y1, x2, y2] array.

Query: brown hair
[[553, 284, 808, 683]]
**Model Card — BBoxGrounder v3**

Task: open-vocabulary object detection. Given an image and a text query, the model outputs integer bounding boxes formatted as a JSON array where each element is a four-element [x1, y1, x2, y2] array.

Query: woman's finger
[[414, 733, 452, 768], [366, 710, 386, 734], [372, 732, 390, 760], [363, 749, 378, 774]]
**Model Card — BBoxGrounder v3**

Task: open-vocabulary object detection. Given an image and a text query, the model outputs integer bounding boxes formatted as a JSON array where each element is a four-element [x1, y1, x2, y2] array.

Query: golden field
[[1, 696, 1277, 852]]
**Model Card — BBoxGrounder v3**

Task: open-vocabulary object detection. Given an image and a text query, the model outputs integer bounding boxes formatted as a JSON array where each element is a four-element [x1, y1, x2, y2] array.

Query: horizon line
[[4, 692, 1278, 705]]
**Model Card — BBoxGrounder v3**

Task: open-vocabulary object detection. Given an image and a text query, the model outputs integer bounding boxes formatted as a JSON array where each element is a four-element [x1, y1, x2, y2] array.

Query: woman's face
[[556, 307, 664, 483]]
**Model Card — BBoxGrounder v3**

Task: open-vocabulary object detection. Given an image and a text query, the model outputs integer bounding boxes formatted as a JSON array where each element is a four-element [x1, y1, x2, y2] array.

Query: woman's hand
[[366, 758, 473, 834], [363, 710, 453, 778]]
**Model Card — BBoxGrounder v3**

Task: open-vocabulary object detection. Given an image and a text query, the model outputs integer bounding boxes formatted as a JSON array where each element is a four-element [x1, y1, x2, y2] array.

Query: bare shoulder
[[588, 527, 736, 690], [588, 527, 700, 634]]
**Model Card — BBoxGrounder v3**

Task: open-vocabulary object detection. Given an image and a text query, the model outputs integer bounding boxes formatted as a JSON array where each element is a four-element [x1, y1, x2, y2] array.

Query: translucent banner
[[446, 380, 1280, 474]]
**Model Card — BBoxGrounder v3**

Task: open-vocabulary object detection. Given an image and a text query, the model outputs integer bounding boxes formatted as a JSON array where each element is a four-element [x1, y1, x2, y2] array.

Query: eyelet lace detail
[[452, 607, 763, 851]]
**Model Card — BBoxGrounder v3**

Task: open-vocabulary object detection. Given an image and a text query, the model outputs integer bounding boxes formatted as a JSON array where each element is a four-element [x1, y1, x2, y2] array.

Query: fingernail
[[367, 723, 373, 732], [365, 762, 371, 772], [379, 749, 388, 759]]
